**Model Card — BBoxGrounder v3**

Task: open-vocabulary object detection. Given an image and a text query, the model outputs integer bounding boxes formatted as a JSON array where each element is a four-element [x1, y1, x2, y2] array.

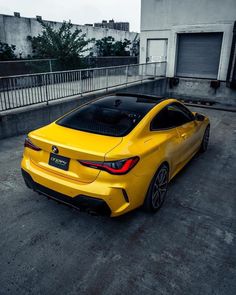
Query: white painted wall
[[0, 14, 138, 58], [140, 0, 236, 81]]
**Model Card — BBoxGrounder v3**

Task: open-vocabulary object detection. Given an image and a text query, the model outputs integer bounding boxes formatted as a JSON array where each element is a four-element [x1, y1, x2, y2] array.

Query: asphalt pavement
[[0, 106, 236, 295]]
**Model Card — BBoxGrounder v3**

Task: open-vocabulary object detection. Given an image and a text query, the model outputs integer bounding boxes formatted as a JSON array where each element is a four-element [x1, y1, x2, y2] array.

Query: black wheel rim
[[152, 167, 168, 209], [203, 127, 210, 150]]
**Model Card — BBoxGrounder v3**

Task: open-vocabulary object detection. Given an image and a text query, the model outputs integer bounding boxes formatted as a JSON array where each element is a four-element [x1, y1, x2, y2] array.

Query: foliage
[[0, 42, 16, 60], [27, 20, 94, 67], [95, 36, 131, 56], [113, 39, 131, 56], [95, 36, 115, 56], [131, 38, 140, 57]]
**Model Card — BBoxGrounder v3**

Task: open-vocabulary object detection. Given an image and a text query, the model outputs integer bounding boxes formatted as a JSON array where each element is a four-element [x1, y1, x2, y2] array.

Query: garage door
[[176, 33, 223, 79]]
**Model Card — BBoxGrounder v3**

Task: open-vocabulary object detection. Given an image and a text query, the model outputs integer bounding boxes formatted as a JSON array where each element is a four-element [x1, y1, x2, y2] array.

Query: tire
[[200, 125, 210, 153], [144, 164, 169, 213]]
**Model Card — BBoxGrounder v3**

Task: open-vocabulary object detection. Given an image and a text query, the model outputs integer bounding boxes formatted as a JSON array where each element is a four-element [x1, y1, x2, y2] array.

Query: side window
[[173, 103, 195, 121], [168, 103, 194, 126], [151, 107, 175, 130], [151, 103, 194, 131]]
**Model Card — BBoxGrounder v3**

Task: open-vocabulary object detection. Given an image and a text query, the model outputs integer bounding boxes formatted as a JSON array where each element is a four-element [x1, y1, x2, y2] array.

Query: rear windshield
[[56, 97, 155, 137]]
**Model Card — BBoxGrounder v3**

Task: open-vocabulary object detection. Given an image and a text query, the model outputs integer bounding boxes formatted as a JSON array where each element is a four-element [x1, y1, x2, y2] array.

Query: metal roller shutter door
[[176, 33, 223, 79]]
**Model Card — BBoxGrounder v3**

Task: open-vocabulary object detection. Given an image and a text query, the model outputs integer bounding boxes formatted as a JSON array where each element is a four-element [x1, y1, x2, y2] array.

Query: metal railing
[[0, 57, 138, 77], [0, 62, 166, 112]]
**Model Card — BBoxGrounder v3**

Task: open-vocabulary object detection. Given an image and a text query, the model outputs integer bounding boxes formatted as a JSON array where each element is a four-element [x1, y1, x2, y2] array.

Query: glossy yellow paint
[[21, 98, 210, 217]]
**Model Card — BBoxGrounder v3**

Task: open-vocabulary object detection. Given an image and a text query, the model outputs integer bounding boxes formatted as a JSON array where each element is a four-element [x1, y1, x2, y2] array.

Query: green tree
[[95, 36, 115, 56], [113, 39, 131, 56], [0, 42, 16, 60], [28, 20, 93, 69], [130, 38, 140, 57], [95, 36, 131, 56]]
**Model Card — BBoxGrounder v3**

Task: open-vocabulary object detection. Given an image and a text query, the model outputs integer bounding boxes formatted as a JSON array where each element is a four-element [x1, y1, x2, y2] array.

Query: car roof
[[93, 93, 167, 115]]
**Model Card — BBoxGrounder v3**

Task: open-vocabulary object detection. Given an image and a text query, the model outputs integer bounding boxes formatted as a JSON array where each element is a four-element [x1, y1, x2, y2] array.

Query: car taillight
[[79, 156, 139, 175], [24, 137, 42, 151]]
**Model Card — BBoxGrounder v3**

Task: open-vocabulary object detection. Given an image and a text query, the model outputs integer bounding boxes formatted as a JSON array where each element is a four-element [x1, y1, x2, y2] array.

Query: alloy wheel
[[203, 126, 210, 151], [152, 166, 168, 209]]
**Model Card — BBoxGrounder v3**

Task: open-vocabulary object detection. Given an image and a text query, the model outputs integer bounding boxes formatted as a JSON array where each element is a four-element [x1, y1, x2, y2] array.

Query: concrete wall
[[140, 0, 236, 81], [141, 0, 236, 31], [166, 78, 236, 106], [0, 79, 166, 140], [0, 14, 138, 59]]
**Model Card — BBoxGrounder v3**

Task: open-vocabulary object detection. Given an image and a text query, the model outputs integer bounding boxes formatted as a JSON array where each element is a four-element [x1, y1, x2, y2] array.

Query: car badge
[[52, 146, 59, 154]]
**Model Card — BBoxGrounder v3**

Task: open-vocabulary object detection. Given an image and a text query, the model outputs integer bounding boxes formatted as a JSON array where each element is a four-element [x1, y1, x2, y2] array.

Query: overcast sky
[[0, 0, 141, 32]]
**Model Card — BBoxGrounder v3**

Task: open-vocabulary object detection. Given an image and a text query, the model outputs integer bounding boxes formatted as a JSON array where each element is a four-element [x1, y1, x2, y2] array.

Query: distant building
[[94, 20, 130, 32]]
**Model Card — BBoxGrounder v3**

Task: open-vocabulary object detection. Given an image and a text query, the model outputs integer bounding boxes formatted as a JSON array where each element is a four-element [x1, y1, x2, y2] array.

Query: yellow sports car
[[21, 93, 210, 217]]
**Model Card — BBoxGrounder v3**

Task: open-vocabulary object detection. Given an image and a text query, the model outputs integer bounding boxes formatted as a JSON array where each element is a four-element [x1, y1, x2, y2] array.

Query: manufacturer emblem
[[52, 146, 59, 154]]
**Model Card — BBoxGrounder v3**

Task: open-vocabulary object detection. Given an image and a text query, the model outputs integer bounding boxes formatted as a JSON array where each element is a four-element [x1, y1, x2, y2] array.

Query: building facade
[[140, 0, 236, 102], [0, 13, 136, 59], [94, 20, 130, 32]]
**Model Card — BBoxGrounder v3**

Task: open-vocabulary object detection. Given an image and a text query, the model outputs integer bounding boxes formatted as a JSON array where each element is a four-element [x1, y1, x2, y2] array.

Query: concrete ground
[[0, 106, 235, 295]]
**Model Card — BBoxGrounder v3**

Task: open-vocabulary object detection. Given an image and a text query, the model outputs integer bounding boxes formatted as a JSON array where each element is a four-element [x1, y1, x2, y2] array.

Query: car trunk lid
[[28, 123, 123, 183]]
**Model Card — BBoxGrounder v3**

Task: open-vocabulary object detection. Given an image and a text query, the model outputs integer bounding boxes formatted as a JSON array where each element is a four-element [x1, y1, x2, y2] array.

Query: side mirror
[[195, 113, 205, 121]]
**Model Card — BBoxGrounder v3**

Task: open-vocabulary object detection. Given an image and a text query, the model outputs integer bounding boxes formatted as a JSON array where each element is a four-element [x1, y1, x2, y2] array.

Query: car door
[[150, 106, 185, 176], [167, 103, 199, 165]]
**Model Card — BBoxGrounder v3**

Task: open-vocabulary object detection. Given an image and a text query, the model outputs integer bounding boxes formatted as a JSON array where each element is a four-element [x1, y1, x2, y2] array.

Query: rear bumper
[[22, 169, 111, 216], [21, 155, 146, 217]]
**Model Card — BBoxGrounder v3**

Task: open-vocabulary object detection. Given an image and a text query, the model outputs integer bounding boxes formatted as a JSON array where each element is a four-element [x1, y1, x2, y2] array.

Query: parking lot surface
[[0, 106, 236, 295]]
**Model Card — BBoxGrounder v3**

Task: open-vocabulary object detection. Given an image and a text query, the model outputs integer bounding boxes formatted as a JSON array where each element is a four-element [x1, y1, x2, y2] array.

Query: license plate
[[49, 153, 70, 171]]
